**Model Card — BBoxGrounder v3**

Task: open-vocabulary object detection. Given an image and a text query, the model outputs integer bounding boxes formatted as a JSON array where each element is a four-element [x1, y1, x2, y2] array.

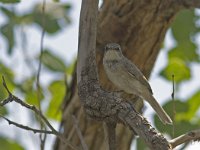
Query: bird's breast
[[103, 59, 145, 95], [103, 60, 130, 90]]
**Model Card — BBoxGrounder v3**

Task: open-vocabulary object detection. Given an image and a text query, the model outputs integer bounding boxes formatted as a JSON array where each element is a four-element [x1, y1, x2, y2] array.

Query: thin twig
[[1, 79, 56, 133], [0, 97, 11, 106], [170, 129, 200, 148], [0, 78, 79, 150], [2, 76, 12, 96], [36, 0, 46, 149], [72, 115, 88, 150], [0, 115, 79, 150], [36, 1, 46, 82], [0, 115, 53, 134], [36, 0, 46, 107], [171, 74, 176, 138]]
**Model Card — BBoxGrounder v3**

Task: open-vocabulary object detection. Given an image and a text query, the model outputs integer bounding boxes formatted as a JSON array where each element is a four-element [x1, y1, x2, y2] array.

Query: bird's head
[[104, 43, 122, 60], [105, 43, 121, 52]]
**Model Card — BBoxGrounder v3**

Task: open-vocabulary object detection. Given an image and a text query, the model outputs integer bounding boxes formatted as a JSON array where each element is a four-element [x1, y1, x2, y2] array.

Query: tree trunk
[[54, 0, 185, 149]]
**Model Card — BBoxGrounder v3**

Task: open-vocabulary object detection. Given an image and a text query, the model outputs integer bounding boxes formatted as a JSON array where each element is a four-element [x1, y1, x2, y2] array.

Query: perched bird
[[103, 43, 172, 124]]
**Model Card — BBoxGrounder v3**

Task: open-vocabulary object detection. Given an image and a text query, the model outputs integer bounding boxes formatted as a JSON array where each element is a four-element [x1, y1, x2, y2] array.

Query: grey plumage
[[103, 43, 172, 124]]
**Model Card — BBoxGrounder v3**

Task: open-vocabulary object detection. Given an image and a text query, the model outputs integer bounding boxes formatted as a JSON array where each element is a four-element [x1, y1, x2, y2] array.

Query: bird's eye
[[115, 47, 120, 51], [105, 46, 108, 51]]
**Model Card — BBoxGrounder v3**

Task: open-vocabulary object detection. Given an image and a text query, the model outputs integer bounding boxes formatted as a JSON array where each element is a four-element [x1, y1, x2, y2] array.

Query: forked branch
[[0, 76, 79, 150]]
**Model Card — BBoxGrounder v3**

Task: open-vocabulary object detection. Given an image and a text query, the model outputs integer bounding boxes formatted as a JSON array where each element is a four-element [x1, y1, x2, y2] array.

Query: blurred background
[[0, 0, 200, 150]]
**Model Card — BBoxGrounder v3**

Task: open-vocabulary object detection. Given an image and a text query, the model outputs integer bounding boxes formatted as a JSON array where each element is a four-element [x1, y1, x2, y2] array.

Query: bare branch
[[37, 0, 46, 147], [2, 78, 57, 134], [0, 115, 79, 150], [36, 0, 46, 105], [171, 74, 176, 138], [170, 129, 200, 148], [72, 115, 88, 150], [0, 115, 53, 134], [0, 78, 79, 150]]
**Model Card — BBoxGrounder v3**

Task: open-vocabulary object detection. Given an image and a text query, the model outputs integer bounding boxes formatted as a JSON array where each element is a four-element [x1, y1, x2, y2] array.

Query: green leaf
[[18, 77, 35, 93], [1, 23, 15, 54], [66, 60, 76, 75], [25, 89, 44, 106], [168, 42, 199, 62], [162, 100, 189, 122], [0, 7, 16, 18], [187, 91, 200, 116], [136, 138, 148, 150], [0, 0, 20, 3], [163, 100, 189, 116], [155, 100, 199, 137], [46, 80, 66, 121], [0, 137, 24, 150], [0, 62, 15, 100], [32, 3, 71, 34], [0, 107, 8, 116], [34, 13, 60, 34], [160, 58, 191, 83], [19, 77, 44, 106], [171, 10, 197, 43], [41, 50, 66, 72], [179, 91, 200, 121], [155, 118, 199, 138]]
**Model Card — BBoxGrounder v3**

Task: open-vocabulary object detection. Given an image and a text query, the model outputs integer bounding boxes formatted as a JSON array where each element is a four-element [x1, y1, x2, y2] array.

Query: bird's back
[[122, 56, 153, 94]]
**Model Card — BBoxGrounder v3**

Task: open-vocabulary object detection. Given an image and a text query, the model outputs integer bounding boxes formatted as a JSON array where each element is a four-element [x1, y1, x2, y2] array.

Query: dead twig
[[170, 129, 200, 148], [36, 0, 46, 148], [0, 115, 53, 134], [171, 74, 175, 138]]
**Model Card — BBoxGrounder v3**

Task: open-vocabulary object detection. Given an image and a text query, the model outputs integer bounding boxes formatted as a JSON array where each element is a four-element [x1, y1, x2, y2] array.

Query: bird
[[103, 43, 172, 124]]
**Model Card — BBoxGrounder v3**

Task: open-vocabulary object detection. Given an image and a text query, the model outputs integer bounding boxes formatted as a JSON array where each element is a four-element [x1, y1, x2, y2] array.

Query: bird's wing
[[122, 57, 153, 94]]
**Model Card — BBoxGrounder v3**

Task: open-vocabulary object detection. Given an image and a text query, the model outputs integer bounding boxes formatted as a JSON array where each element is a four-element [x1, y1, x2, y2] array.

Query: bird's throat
[[104, 50, 121, 61]]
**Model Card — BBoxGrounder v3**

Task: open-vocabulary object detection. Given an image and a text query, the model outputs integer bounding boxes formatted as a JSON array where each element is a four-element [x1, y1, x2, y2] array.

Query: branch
[[171, 74, 176, 138], [37, 0, 46, 147], [77, 0, 98, 83], [77, 0, 172, 149], [72, 115, 88, 150], [104, 122, 117, 150], [117, 101, 171, 150], [175, 0, 200, 9], [0, 116, 79, 150], [2, 76, 12, 97], [2, 76, 58, 134], [170, 130, 200, 149], [0, 115, 53, 134], [0, 77, 79, 150]]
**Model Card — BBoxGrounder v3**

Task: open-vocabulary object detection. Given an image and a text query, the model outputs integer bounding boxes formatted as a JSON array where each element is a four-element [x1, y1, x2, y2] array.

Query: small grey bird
[[103, 43, 172, 124]]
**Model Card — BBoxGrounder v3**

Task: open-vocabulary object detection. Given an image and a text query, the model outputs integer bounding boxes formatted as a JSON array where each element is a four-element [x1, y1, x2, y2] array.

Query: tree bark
[[54, 0, 198, 149]]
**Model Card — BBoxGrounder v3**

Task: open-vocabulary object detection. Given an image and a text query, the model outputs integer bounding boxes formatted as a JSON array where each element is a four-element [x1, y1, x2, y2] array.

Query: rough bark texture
[[54, 0, 198, 150]]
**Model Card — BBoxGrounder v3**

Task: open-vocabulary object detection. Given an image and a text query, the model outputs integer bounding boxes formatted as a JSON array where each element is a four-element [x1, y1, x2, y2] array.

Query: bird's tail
[[145, 94, 172, 125]]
